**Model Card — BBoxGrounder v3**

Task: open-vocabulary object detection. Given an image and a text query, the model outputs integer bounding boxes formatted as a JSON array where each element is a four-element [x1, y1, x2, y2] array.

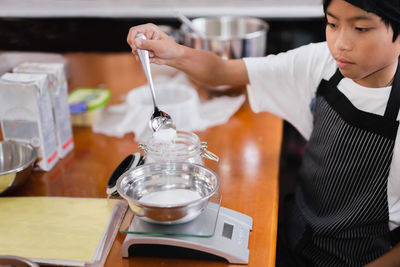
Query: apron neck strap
[[384, 58, 400, 121], [328, 68, 344, 87], [329, 59, 400, 121]]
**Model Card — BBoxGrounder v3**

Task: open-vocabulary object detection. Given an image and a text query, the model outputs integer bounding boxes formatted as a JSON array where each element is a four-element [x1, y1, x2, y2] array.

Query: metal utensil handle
[[136, 33, 158, 108], [200, 142, 219, 162], [174, 11, 207, 39]]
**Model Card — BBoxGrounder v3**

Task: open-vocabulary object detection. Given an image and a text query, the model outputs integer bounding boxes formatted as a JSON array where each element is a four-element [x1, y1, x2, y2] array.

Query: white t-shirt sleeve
[[243, 42, 336, 139]]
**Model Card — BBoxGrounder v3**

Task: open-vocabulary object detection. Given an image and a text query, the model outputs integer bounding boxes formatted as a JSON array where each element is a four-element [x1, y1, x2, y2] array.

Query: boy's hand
[[127, 23, 248, 87], [127, 23, 184, 65]]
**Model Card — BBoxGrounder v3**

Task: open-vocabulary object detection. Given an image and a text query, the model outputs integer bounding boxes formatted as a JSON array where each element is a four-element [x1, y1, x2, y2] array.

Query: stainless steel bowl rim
[[116, 162, 220, 208], [0, 141, 37, 176], [181, 16, 269, 41]]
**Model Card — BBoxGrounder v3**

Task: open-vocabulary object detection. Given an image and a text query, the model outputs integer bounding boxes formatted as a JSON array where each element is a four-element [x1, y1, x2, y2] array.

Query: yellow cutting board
[[0, 197, 122, 265]]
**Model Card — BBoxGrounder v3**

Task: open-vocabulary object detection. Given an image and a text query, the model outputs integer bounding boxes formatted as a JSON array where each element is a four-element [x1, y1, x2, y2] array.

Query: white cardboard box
[[13, 62, 74, 158], [0, 72, 59, 171]]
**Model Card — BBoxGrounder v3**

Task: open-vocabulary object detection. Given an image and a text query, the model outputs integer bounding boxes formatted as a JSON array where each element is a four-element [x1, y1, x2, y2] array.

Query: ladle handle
[[136, 33, 158, 109], [174, 11, 207, 39]]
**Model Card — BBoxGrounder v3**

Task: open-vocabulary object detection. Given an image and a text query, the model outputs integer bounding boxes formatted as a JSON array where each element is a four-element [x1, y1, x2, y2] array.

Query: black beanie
[[343, 0, 400, 23]]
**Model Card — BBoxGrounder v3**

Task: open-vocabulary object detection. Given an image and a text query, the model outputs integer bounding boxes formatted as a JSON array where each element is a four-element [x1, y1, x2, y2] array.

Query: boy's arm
[[173, 46, 249, 87], [365, 243, 400, 267], [127, 23, 249, 87]]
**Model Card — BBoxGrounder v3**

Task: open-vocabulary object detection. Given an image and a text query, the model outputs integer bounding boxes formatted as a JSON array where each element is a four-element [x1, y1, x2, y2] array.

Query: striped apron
[[290, 63, 400, 266]]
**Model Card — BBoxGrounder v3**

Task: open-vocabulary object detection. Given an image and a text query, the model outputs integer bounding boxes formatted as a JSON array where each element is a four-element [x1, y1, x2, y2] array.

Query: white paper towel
[[93, 68, 245, 142]]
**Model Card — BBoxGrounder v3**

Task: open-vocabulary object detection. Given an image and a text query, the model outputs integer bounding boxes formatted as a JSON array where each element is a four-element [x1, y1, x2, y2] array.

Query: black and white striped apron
[[290, 63, 400, 266]]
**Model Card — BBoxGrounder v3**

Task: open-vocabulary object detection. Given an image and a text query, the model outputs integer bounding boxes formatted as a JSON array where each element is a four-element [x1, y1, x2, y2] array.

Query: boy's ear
[[395, 37, 400, 58]]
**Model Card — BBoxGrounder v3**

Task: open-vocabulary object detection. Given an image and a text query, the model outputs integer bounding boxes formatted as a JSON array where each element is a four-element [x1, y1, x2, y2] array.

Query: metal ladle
[[135, 33, 175, 132], [174, 11, 207, 39]]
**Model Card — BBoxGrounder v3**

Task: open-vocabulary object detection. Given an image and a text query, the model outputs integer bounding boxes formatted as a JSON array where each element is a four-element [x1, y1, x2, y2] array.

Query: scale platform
[[121, 200, 253, 264]]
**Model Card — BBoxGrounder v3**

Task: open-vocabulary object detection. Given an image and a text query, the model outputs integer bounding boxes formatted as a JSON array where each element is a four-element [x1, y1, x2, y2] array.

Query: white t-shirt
[[244, 41, 400, 231]]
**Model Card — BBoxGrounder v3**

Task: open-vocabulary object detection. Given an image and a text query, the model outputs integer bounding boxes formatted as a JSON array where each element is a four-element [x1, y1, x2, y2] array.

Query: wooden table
[[9, 53, 283, 267]]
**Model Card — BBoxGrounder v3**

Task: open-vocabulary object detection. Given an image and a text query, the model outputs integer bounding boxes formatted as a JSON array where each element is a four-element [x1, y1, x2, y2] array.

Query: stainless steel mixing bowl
[[181, 16, 268, 91], [181, 16, 269, 59], [0, 140, 37, 195], [116, 162, 220, 224]]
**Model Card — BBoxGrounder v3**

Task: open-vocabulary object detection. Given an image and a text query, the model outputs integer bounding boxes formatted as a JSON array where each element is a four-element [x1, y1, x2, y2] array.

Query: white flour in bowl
[[139, 189, 202, 206]]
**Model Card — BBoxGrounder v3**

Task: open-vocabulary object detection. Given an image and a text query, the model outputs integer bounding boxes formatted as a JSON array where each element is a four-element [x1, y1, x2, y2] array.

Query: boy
[[127, 0, 400, 265]]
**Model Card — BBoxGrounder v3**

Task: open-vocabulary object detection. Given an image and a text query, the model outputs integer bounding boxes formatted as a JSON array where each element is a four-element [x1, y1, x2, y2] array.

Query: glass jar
[[138, 131, 218, 165]]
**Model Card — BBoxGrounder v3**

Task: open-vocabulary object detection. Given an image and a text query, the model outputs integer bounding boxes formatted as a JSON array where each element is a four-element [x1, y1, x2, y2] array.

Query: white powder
[[152, 128, 177, 143], [149, 128, 179, 162], [139, 189, 202, 206]]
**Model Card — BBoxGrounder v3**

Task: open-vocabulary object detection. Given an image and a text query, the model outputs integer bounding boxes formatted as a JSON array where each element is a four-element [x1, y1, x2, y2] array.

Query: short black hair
[[323, 0, 400, 42]]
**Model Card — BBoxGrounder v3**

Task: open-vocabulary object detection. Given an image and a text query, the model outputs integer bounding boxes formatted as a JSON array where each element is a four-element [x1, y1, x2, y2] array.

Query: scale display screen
[[222, 223, 234, 239]]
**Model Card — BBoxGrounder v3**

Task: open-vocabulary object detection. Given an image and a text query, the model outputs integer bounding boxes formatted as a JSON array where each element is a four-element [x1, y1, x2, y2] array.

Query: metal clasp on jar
[[200, 142, 219, 162], [138, 143, 147, 153], [137, 143, 148, 162]]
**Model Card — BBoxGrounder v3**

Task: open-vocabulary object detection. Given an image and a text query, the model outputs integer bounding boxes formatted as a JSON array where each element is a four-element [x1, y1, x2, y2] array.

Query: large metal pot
[[181, 16, 269, 59], [116, 162, 220, 224]]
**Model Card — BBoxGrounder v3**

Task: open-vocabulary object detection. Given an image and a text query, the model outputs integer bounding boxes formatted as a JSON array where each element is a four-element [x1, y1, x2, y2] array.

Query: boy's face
[[326, 0, 400, 87]]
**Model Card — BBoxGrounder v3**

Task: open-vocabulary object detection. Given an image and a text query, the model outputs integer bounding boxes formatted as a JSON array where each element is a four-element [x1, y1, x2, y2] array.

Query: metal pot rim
[[0, 141, 37, 176], [181, 16, 269, 41]]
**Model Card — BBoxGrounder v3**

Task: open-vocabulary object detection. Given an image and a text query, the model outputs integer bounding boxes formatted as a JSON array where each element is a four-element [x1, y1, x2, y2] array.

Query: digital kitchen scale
[[121, 202, 253, 264], [109, 154, 253, 264]]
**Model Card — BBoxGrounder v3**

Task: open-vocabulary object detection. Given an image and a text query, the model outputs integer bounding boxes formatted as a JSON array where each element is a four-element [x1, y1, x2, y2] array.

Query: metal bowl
[[181, 16, 268, 91], [116, 162, 219, 224], [0, 141, 37, 195], [181, 16, 269, 59]]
